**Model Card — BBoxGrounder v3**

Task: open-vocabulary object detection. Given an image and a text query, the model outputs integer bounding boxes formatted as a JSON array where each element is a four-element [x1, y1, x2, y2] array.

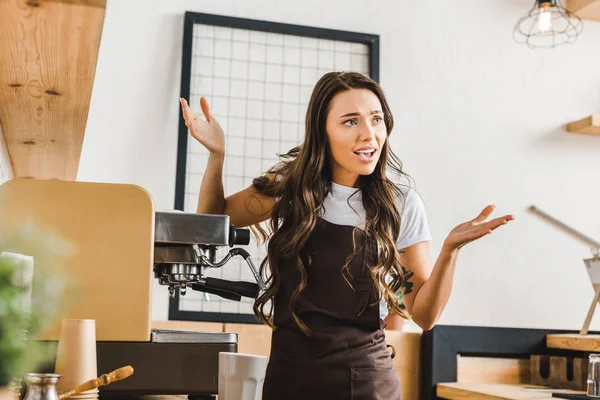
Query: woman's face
[[325, 88, 387, 187]]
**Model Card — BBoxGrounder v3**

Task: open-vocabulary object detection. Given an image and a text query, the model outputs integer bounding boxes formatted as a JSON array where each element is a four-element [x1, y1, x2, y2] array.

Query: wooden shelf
[[437, 382, 584, 400], [567, 0, 600, 22], [0, 0, 106, 180], [547, 333, 600, 352], [567, 115, 600, 135]]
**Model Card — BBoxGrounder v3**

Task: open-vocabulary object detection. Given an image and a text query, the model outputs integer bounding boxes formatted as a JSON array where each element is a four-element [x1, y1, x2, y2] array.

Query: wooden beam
[[43, 0, 106, 8], [547, 333, 600, 352], [0, 0, 106, 180], [567, 115, 600, 135], [568, 0, 600, 21]]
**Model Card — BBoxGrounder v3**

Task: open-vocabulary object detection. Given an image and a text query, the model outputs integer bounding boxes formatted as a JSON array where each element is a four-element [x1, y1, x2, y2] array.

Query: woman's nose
[[359, 124, 376, 141]]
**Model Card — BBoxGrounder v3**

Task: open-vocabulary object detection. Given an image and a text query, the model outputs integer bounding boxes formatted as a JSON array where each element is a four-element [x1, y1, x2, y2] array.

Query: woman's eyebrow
[[338, 110, 384, 119]]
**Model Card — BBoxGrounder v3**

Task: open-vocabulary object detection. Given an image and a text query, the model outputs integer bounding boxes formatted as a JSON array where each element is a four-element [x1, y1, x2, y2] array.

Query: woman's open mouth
[[353, 149, 377, 162]]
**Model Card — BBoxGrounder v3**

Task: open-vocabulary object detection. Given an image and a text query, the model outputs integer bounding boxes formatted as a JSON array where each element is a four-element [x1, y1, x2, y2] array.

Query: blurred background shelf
[[568, 0, 600, 21], [567, 115, 600, 135]]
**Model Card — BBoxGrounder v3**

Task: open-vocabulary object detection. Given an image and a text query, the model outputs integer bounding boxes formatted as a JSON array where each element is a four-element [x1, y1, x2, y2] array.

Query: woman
[[180, 71, 514, 399]]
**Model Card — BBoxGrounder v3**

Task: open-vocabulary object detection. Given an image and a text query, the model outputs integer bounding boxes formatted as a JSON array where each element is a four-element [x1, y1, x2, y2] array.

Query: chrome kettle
[[23, 374, 60, 400]]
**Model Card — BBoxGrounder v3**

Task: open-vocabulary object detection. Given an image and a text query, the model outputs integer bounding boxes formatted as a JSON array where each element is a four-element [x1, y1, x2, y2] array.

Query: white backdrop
[[69, 0, 600, 330]]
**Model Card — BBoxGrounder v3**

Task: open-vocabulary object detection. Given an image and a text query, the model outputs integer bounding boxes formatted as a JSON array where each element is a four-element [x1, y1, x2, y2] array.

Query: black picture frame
[[421, 324, 596, 399], [170, 11, 380, 324]]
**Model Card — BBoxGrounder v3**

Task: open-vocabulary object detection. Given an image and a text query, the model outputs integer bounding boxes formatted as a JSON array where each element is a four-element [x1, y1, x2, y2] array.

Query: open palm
[[444, 205, 514, 251], [180, 97, 225, 156]]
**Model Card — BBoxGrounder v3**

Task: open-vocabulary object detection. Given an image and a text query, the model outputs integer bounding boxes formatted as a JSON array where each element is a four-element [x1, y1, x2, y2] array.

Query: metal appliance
[[97, 211, 266, 398], [153, 211, 266, 299]]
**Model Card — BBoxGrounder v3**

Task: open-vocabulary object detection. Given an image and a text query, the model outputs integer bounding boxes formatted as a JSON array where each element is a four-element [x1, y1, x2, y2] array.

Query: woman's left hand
[[443, 205, 514, 252]]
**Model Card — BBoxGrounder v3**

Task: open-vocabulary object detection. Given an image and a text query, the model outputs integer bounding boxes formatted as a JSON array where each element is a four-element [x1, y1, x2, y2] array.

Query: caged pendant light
[[513, 0, 583, 48]]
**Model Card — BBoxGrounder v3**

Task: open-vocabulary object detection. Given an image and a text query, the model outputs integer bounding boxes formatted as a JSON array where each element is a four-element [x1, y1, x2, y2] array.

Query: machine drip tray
[[150, 329, 237, 344]]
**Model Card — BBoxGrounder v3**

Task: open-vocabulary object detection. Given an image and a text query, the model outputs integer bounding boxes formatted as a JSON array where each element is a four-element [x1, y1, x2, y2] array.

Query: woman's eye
[[344, 119, 357, 126], [373, 116, 383, 123]]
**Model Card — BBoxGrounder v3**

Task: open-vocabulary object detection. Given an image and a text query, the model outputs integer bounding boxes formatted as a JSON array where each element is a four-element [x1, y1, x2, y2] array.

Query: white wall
[[79, 0, 600, 329]]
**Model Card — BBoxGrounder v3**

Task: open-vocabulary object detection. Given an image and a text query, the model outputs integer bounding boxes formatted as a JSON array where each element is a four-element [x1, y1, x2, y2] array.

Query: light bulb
[[538, 6, 552, 32], [514, 0, 583, 48]]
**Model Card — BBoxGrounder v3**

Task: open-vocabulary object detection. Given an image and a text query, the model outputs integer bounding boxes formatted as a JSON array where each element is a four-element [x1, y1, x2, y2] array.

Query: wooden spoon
[[57, 366, 134, 400]]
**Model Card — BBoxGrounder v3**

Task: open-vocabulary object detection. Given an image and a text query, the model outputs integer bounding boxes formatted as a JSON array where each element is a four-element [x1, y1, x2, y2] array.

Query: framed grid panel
[[170, 12, 380, 324]]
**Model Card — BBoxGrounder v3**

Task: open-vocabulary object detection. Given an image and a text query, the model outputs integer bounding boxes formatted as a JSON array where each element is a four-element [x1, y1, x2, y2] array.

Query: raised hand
[[443, 205, 514, 251], [180, 97, 225, 156]]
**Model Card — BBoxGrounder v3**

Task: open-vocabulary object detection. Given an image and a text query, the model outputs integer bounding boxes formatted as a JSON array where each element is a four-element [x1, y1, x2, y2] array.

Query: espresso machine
[[0, 179, 266, 398], [153, 211, 266, 300], [97, 211, 267, 397]]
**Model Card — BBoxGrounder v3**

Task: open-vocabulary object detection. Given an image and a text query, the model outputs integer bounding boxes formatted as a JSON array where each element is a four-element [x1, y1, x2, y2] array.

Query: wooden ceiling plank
[[0, 0, 105, 180]]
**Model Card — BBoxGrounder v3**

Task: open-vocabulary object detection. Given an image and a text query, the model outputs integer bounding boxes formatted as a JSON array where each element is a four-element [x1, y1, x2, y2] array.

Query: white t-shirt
[[319, 181, 432, 320]]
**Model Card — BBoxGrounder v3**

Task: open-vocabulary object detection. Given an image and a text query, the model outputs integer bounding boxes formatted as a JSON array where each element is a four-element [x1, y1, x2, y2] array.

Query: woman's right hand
[[180, 97, 225, 156]]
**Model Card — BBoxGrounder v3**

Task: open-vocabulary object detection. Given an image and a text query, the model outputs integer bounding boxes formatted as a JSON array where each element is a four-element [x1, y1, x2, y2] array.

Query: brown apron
[[262, 217, 402, 400]]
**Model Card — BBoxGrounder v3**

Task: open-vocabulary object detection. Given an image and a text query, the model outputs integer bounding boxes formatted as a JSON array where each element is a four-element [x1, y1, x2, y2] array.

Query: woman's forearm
[[410, 246, 459, 330], [196, 153, 226, 214]]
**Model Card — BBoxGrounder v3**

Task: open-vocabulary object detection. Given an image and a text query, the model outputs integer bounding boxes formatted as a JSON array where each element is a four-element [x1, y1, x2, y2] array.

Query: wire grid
[[179, 23, 371, 317]]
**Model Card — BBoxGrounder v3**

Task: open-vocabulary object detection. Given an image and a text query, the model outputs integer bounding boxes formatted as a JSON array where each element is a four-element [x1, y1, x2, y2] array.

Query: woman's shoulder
[[394, 184, 426, 213], [394, 184, 432, 247]]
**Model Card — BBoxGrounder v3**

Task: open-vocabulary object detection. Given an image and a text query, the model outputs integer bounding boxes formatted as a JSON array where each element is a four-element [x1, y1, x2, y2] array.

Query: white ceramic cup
[[218, 352, 267, 400]]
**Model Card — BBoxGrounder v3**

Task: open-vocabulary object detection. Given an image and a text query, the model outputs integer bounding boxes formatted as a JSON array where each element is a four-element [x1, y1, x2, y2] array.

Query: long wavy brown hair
[[251, 71, 411, 334]]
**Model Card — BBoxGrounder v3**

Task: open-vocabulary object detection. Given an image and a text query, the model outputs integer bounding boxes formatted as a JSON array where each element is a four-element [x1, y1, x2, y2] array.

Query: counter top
[[547, 333, 600, 352], [437, 382, 584, 399]]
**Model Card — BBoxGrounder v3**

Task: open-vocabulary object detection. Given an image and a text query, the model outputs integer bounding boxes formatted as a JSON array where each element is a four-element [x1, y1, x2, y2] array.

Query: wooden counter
[[437, 382, 584, 399], [148, 322, 422, 400], [547, 333, 600, 352]]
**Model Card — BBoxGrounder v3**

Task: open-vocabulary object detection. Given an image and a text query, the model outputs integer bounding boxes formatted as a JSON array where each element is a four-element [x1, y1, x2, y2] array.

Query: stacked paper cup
[[54, 319, 98, 400]]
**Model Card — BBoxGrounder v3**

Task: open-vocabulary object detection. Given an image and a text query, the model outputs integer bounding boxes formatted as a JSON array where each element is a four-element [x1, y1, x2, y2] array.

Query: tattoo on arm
[[401, 266, 414, 295]]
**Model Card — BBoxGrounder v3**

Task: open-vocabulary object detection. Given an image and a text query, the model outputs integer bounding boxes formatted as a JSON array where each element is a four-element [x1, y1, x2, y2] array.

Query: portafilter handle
[[196, 277, 260, 299], [191, 283, 242, 302]]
